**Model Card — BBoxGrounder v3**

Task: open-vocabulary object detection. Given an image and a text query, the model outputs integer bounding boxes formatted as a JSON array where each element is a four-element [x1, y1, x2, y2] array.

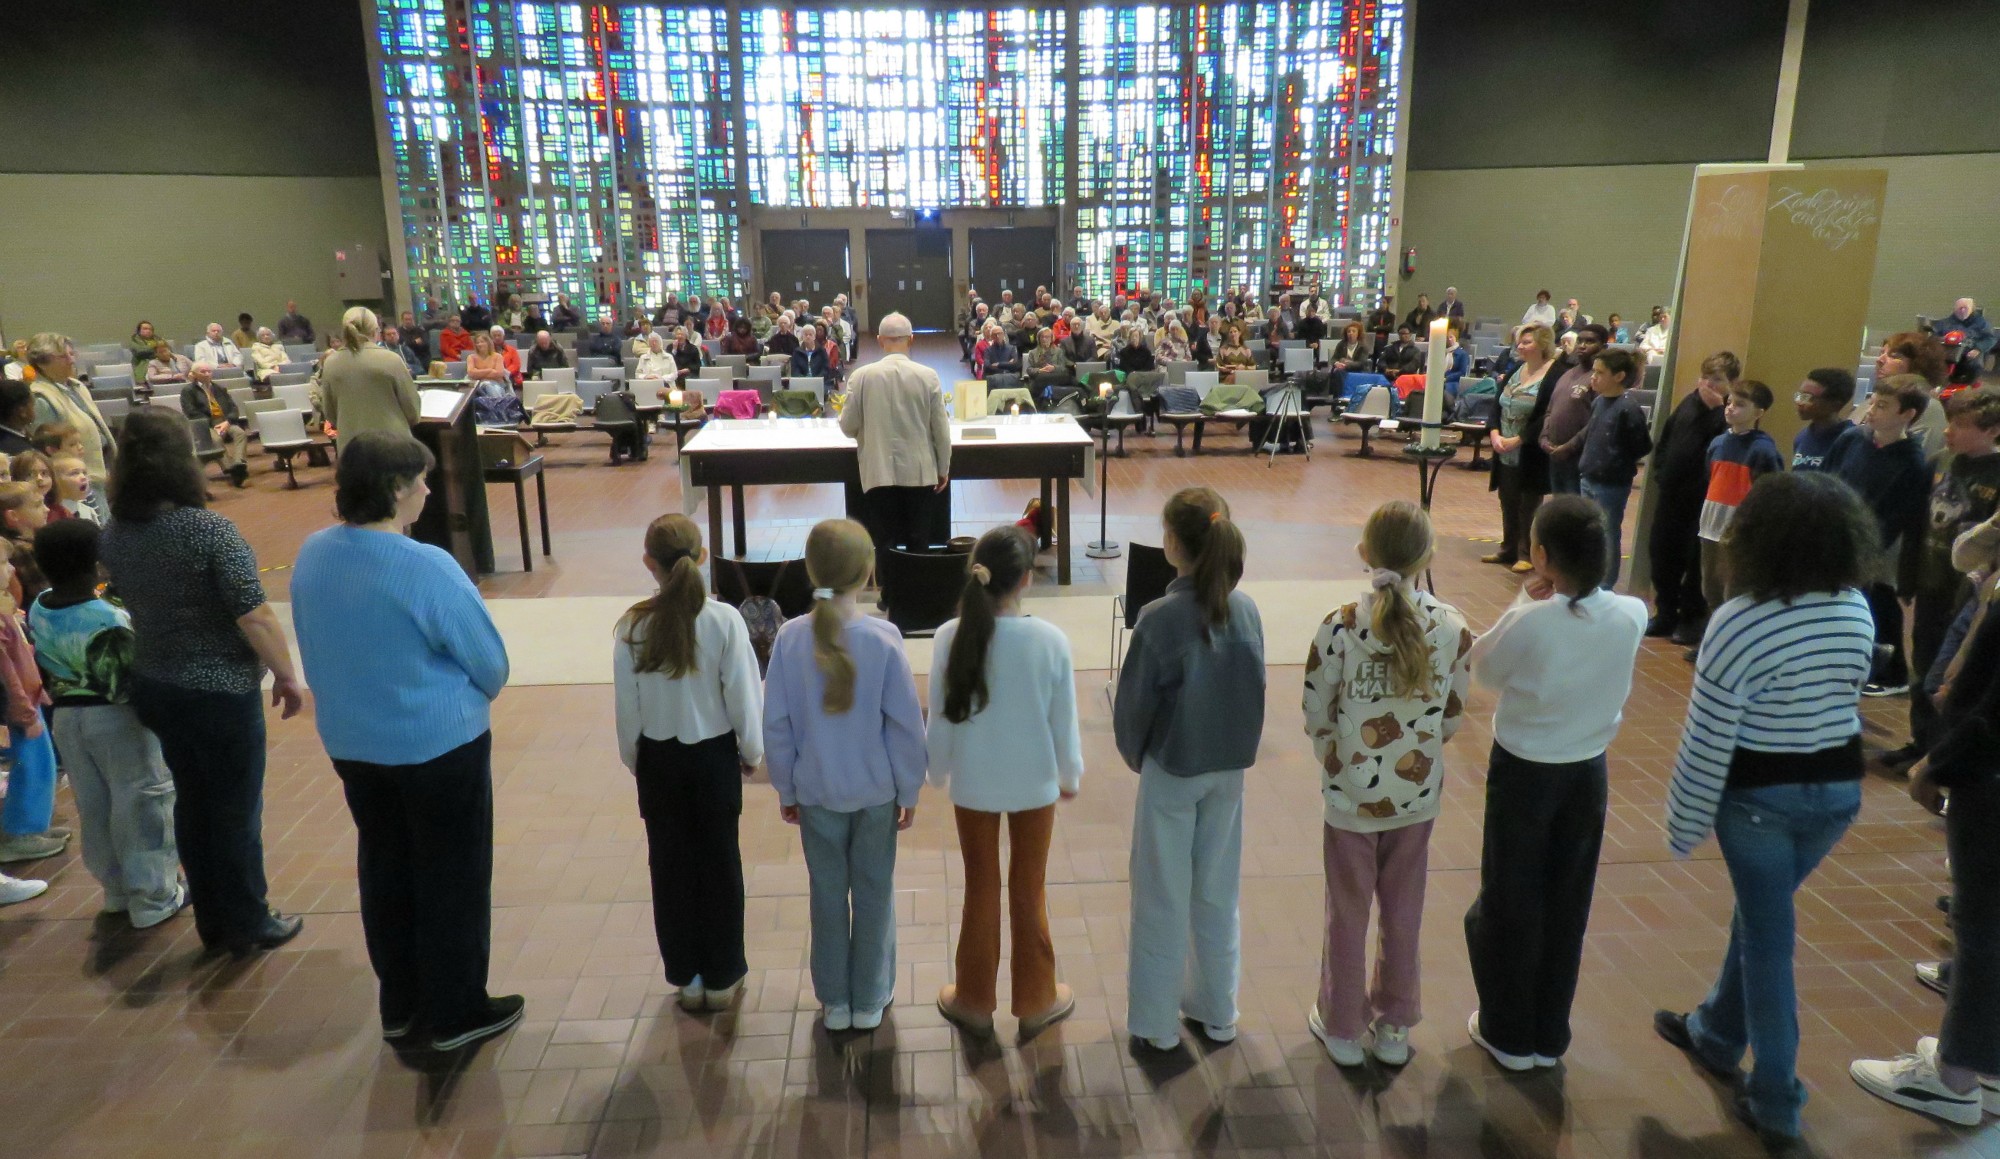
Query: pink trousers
[[1316, 820, 1432, 1040]]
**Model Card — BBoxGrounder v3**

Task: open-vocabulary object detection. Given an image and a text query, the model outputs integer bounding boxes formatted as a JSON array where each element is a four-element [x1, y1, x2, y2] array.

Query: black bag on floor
[[1247, 413, 1308, 454]]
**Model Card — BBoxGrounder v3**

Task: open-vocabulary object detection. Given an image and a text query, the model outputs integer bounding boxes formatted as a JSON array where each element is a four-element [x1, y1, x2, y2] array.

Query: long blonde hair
[[341, 306, 380, 353], [1361, 501, 1439, 698], [805, 519, 875, 713], [621, 514, 705, 677]]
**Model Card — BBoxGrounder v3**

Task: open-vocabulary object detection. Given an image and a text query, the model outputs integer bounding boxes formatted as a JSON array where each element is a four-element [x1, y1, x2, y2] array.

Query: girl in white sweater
[[1463, 495, 1647, 1072], [613, 514, 765, 1014], [1301, 501, 1471, 1068], [927, 526, 1083, 1039]]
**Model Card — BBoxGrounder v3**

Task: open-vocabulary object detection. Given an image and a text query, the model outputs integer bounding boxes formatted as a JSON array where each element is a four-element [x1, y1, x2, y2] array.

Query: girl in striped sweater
[[1654, 472, 1879, 1148]]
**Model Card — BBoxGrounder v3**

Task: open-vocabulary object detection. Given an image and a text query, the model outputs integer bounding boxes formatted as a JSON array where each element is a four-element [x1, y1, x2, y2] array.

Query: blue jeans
[[1579, 478, 1631, 590], [1127, 764, 1244, 1040], [1, 718, 57, 836], [798, 801, 900, 1013], [1688, 781, 1861, 1135]]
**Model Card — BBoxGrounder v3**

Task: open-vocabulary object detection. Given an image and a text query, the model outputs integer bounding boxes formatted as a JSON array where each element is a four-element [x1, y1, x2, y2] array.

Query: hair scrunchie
[[812, 587, 836, 600], [1369, 567, 1406, 590], [969, 563, 993, 586]]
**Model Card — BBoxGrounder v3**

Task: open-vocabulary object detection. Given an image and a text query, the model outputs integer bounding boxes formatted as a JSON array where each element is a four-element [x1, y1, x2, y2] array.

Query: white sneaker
[[1467, 1011, 1535, 1073], [1532, 1054, 1561, 1069], [1850, 1040, 1983, 1126], [1372, 1023, 1411, 1067], [850, 1006, 884, 1031], [1919, 1036, 2000, 1114], [676, 976, 706, 1012], [703, 979, 742, 1012], [0, 874, 46, 905], [130, 882, 188, 930], [1307, 1006, 1366, 1067], [1138, 1033, 1181, 1052], [1199, 1021, 1236, 1043], [823, 1005, 852, 1032]]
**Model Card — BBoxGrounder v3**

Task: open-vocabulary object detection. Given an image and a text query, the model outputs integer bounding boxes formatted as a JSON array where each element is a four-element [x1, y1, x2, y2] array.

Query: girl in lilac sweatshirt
[[763, 519, 927, 1032]]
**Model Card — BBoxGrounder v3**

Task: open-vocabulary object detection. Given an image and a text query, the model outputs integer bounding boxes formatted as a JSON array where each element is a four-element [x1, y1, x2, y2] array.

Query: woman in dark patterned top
[[98, 409, 308, 957]]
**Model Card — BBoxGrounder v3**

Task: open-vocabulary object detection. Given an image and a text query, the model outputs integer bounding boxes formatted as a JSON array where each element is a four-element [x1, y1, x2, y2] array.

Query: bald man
[[839, 312, 951, 551], [1934, 298, 1995, 362]]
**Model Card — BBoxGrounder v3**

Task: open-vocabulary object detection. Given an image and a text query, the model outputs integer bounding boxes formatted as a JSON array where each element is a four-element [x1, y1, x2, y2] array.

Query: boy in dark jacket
[[1576, 348, 1653, 590], [1834, 376, 1934, 695], [1646, 352, 1735, 641]]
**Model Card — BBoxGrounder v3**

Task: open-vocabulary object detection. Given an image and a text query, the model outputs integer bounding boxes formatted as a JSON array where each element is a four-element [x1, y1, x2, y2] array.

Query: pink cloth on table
[[714, 390, 762, 419]]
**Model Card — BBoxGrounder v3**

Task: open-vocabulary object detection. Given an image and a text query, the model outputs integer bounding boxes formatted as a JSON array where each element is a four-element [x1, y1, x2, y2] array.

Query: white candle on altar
[[1421, 317, 1449, 449]]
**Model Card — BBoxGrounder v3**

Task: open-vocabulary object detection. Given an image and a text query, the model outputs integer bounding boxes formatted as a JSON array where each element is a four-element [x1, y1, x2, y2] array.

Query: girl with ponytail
[[1462, 495, 1647, 1073], [927, 527, 1084, 1039], [1113, 486, 1266, 1053], [762, 518, 927, 1032], [1299, 501, 1471, 1068], [614, 513, 764, 1014]]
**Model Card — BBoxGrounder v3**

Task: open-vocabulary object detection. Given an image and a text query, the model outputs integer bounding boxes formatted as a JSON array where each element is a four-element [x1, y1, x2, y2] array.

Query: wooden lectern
[[411, 386, 494, 578]]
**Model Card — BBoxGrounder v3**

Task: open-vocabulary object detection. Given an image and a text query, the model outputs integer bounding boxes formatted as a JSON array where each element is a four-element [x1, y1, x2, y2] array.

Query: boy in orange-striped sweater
[[1689, 381, 1783, 659]]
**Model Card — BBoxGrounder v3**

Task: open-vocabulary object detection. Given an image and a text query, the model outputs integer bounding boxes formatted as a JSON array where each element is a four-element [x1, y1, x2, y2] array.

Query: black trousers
[[1648, 489, 1709, 628], [865, 484, 939, 551], [1866, 583, 1908, 686], [335, 733, 495, 1030], [634, 732, 747, 989], [130, 676, 271, 948], [1492, 462, 1542, 563], [1943, 773, 2000, 1074], [1464, 743, 1608, 1058], [1909, 588, 1963, 749]]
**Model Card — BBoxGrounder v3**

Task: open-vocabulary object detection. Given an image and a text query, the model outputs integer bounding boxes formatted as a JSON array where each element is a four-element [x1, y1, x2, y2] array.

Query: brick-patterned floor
[[0, 340, 1978, 1157]]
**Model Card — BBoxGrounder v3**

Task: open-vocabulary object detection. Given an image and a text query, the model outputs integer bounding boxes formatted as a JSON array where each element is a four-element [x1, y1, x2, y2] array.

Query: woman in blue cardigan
[[291, 430, 524, 1054]]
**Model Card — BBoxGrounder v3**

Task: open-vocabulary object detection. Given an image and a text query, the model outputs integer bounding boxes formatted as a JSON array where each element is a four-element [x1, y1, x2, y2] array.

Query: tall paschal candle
[[1422, 317, 1449, 449]]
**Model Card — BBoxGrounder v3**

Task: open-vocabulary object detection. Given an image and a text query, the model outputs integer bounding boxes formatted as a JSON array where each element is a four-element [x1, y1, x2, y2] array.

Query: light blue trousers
[[799, 801, 900, 1013], [53, 704, 181, 924], [1126, 765, 1244, 1040]]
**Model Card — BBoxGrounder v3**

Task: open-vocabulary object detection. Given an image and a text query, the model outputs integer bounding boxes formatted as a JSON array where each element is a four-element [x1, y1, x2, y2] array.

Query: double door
[[865, 229, 953, 333], [969, 227, 1057, 299], [760, 230, 851, 311]]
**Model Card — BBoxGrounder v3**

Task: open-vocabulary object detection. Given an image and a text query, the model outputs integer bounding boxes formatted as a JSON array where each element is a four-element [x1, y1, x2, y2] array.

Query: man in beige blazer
[[838, 312, 951, 551]]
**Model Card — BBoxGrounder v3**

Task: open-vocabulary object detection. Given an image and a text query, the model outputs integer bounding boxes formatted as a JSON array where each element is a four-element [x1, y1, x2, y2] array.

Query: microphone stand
[[1086, 417, 1120, 559]]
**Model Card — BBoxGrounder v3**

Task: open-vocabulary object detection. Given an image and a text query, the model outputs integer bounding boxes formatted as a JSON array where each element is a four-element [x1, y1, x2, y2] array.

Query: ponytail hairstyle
[[621, 513, 706, 677], [1360, 501, 1439, 698], [804, 518, 875, 713], [942, 525, 1036, 723], [341, 305, 380, 354], [1531, 495, 1607, 614], [1161, 486, 1245, 637]]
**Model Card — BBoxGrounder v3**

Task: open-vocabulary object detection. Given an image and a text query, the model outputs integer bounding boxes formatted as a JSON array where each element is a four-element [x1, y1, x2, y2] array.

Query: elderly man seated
[[1933, 297, 1996, 367], [524, 330, 569, 379], [381, 325, 426, 377], [192, 322, 244, 370], [437, 314, 474, 361], [581, 317, 624, 364], [179, 365, 251, 487], [247, 327, 288, 382]]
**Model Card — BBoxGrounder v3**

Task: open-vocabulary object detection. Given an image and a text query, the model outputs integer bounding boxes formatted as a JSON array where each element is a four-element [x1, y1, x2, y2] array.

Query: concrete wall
[[1399, 153, 2000, 342], [0, 174, 388, 346], [0, 1, 382, 348]]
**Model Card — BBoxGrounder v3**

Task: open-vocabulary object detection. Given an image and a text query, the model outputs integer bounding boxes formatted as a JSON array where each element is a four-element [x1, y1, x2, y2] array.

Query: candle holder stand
[[1402, 438, 1458, 593]]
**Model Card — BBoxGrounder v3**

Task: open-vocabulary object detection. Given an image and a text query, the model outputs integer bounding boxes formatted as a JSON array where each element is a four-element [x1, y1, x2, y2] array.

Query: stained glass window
[[367, 1, 1404, 314]]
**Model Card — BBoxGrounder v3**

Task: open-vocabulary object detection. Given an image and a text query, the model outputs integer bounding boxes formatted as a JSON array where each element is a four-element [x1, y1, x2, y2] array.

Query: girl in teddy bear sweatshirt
[[1300, 501, 1471, 1068]]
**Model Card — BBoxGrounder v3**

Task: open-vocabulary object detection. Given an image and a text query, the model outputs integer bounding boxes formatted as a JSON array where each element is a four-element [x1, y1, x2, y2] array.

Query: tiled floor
[[0, 339, 1985, 1157]]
